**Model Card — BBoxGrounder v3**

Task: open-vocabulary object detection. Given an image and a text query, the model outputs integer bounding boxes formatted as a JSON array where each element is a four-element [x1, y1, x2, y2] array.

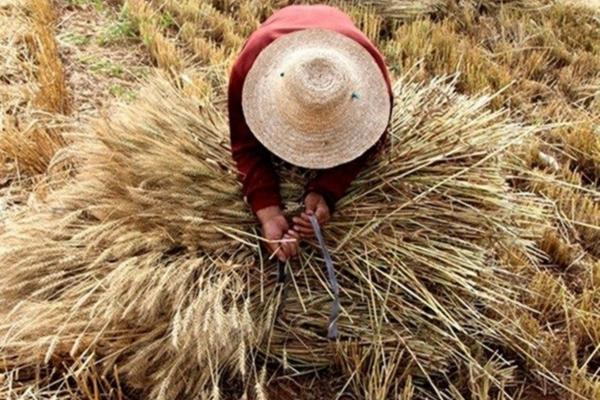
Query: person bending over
[[228, 4, 392, 261]]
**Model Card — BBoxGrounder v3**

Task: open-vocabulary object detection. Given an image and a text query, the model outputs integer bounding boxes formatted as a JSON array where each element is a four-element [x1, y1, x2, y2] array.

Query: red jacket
[[228, 5, 392, 214]]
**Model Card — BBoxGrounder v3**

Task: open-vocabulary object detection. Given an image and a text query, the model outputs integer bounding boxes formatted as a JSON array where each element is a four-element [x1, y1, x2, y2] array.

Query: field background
[[0, 0, 599, 399]]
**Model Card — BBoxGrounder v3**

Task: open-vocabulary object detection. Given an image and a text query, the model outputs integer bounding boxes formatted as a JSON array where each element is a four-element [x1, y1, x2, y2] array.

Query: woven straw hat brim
[[242, 28, 391, 169]]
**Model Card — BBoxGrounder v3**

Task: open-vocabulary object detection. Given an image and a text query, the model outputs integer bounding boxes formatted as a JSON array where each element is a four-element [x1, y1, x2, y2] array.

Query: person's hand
[[292, 192, 331, 238], [256, 206, 299, 262]]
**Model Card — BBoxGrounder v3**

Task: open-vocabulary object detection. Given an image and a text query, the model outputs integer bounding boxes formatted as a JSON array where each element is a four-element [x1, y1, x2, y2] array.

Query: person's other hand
[[292, 192, 331, 238], [256, 206, 299, 262]]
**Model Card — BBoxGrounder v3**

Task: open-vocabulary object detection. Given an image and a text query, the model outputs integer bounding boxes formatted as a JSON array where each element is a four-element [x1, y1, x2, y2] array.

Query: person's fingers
[[293, 224, 313, 235], [280, 244, 290, 260], [281, 235, 291, 256], [268, 242, 286, 262], [293, 216, 311, 229], [287, 240, 298, 258], [287, 229, 300, 240], [292, 216, 313, 236], [301, 212, 317, 225], [277, 251, 287, 262], [304, 209, 315, 217], [289, 235, 299, 257], [304, 195, 319, 212], [300, 210, 314, 222], [315, 204, 330, 224], [300, 231, 314, 239], [277, 237, 289, 258], [282, 234, 297, 258], [293, 216, 310, 225], [284, 234, 298, 257], [293, 225, 315, 238]]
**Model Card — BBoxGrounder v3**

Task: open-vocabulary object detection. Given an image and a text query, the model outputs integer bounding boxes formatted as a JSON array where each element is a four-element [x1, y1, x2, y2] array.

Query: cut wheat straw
[[0, 74, 558, 399], [1, 0, 599, 398]]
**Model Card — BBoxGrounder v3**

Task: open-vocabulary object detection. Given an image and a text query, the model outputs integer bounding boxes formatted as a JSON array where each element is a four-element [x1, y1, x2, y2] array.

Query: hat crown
[[290, 55, 347, 107], [277, 52, 352, 132]]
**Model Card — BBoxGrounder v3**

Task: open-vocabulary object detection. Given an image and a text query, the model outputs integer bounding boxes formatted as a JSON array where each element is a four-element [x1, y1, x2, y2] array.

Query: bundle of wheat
[[0, 72, 555, 399]]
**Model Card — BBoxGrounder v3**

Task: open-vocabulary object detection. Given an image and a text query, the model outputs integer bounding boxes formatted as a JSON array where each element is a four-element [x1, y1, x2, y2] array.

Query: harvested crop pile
[[1, 74, 555, 399], [1, 0, 599, 399]]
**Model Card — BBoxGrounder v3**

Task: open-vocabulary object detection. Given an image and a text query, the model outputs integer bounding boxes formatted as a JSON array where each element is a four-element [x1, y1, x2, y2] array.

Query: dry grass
[[0, 0, 599, 399], [126, 0, 185, 74], [0, 75, 554, 399], [28, 0, 71, 114], [0, 0, 73, 217]]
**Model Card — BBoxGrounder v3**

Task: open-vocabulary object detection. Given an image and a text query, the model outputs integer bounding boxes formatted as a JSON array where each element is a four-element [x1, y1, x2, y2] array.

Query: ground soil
[[56, 1, 151, 118]]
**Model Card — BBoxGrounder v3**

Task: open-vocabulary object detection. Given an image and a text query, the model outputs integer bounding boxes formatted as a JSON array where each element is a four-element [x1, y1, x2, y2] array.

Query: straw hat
[[242, 28, 391, 169]]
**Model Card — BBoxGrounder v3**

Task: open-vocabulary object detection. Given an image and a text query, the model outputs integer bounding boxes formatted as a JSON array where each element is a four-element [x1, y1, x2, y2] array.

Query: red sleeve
[[228, 56, 282, 214], [305, 135, 385, 211]]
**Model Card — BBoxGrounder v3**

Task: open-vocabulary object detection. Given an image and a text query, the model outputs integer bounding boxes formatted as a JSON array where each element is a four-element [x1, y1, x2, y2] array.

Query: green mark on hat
[[351, 92, 360, 100]]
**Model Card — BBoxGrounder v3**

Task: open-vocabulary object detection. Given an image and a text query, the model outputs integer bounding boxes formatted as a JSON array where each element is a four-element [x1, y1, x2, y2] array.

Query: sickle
[[308, 214, 340, 340]]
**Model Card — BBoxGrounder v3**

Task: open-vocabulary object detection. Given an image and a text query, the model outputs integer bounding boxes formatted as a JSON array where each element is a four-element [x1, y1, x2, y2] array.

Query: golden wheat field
[[0, 0, 599, 399]]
